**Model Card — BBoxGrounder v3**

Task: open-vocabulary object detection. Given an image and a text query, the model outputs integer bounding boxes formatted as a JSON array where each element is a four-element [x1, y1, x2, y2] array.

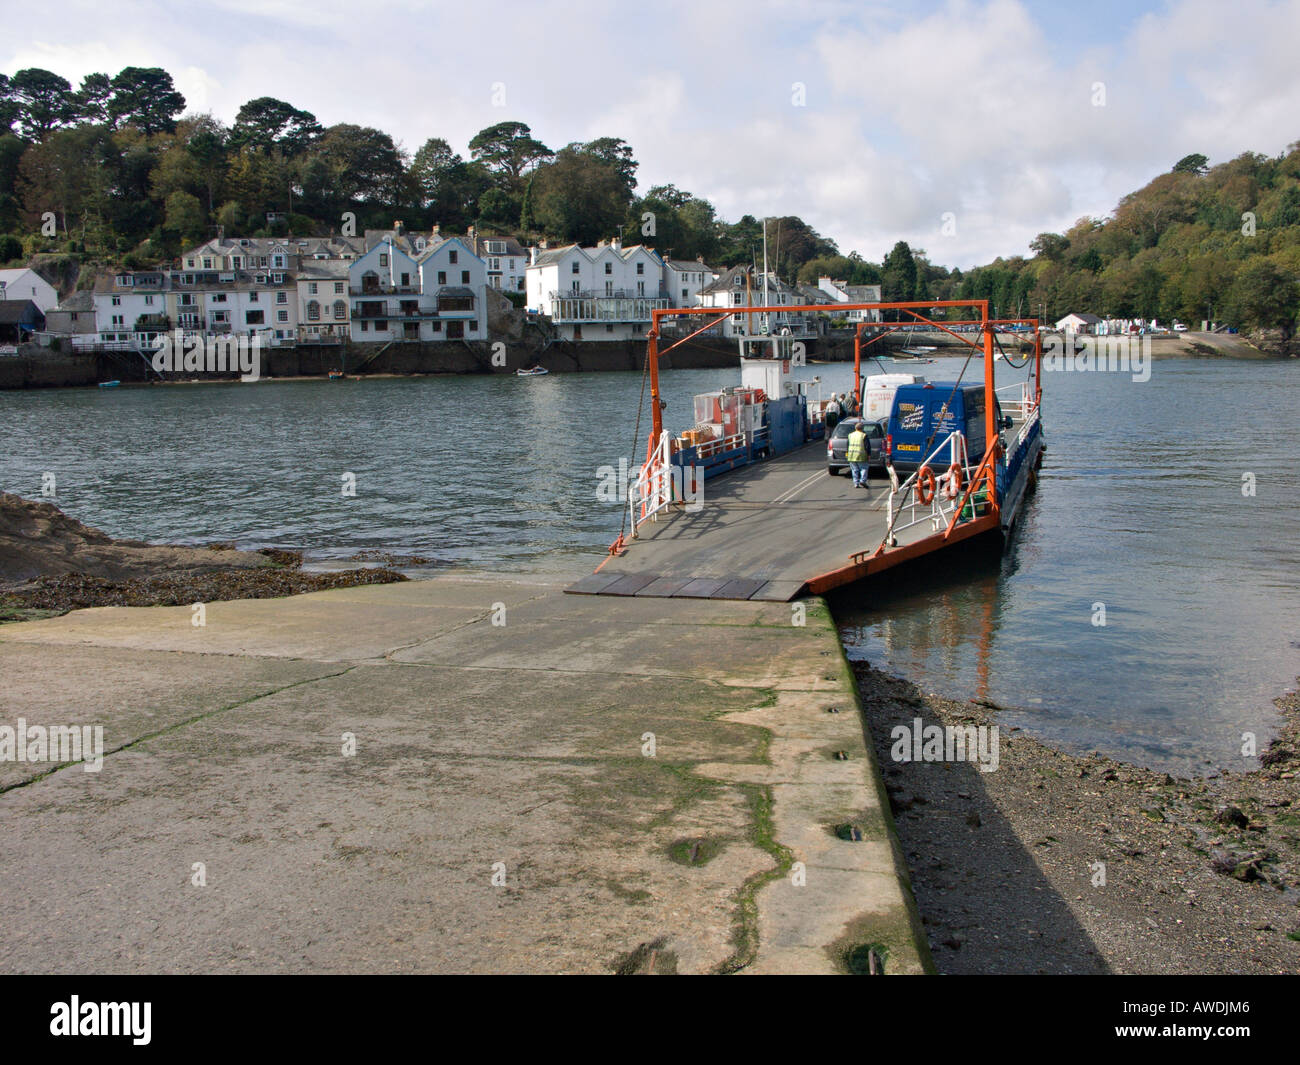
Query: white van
[[862, 373, 926, 424]]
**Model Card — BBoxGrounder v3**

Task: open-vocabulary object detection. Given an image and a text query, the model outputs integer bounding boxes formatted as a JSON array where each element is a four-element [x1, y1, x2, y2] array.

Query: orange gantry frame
[[648, 299, 1008, 478], [851, 315, 1045, 410]]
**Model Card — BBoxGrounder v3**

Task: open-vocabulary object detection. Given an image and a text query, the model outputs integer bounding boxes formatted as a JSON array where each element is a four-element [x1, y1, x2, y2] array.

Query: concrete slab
[[0, 576, 928, 975]]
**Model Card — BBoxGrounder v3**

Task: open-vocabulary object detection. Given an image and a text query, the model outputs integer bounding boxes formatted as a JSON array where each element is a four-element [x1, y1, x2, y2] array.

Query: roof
[[528, 242, 663, 269], [0, 268, 50, 285], [56, 291, 94, 312], [437, 286, 476, 299], [699, 265, 801, 298], [0, 300, 42, 323], [1059, 312, 1103, 324]]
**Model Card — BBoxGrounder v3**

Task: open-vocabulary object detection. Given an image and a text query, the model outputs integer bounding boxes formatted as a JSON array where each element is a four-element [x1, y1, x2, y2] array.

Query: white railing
[[995, 381, 1032, 419], [882, 431, 978, 545], [628, 431, 675, 538]]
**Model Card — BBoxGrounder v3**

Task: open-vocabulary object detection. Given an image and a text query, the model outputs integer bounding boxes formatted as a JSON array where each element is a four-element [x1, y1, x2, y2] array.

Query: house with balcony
[[345, 233, 487, 343], [696, 266, 821, 340], [91, 272, 171, 348], [526, 239, 669, 340]]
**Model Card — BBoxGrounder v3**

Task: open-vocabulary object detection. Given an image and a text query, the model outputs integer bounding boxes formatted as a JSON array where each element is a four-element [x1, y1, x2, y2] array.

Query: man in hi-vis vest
[[845, 421, 870, 490]]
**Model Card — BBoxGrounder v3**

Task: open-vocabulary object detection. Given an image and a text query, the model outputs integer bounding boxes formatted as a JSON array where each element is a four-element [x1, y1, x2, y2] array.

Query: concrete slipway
[[0, 576, 930, 975]]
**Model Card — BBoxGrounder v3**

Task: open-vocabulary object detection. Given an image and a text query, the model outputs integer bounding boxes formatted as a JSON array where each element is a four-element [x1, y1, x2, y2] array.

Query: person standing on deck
[[825, 394, 841, 432], [845, 420, 870, 490]]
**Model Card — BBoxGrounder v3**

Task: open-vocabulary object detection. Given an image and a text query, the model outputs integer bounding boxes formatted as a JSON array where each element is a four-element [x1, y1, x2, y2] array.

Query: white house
[[1055, 312, 1102, 333], [526, 239, 669, 340], [0, 268, 59, 313], [696, 266, 819, 340], [346, 233, 488, 343], [662, 258, 717, 308], [465, 229, 527, 292], [817, 277, 883, 323]]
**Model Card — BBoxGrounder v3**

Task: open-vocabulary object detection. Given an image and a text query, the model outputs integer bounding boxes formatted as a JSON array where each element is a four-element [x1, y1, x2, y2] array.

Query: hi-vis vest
[[845, 430, 868, 463]]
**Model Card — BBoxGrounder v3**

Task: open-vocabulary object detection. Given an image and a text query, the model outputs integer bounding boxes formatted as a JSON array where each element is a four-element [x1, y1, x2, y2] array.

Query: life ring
[[945, 463, 963, 500], [916, 466, 937, 506]]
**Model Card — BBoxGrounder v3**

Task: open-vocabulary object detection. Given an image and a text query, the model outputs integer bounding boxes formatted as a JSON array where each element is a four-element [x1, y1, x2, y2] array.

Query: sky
[[5, 0, 1300, 268]]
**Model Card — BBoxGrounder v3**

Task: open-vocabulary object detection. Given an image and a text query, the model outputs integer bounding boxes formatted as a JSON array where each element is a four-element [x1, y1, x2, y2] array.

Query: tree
[[108, 68, 185, 135], [529, 145, 629, 244], [309, 124, 407, 209], [881, 240, 918, 303], [74, 73, 113, 124], [9, 68, 74, 140], [164, 190, 206, 244], [1029, 232, 1070, 262], [579, 136, 638, 197], [468, 121, 552, 189], [0, 74, 17, 134], [230, 97, 321, 156], [1226, 259, 1299, 333], [1172, 153, 1209, 176]]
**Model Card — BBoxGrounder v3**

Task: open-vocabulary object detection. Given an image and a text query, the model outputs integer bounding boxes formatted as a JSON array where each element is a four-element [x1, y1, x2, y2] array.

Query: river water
[[2, 356, 1296, 773]]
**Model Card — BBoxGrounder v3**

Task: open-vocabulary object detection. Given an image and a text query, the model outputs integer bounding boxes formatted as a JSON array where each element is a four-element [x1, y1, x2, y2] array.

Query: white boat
[[516, 366, 549, 377]]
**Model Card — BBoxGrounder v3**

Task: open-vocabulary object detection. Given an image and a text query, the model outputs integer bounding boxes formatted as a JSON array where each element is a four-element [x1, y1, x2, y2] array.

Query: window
[[272, 254, 286, 268], [682, 288, 689, 300], [307, 301, 320, 321], [379, 253, 389, 268], [605, 263, 612, 275], [637, 281, 645, 296], [186, 258, 196, 268], [309, 283, 318, 294], [605, 281, 613, 296], [400, 273, 410, 286], [489, 258, 500, 271], [571, 261, 580, 274], [276, 292, 287, 304], [111, 314, 123, 326], [334, 282, 344, 294], [437, 271, 446, 285], [636, 262, 644, 274], [202, 257, 213, 269], [144, 295, 154, 305], [249, 292, 259, 302], [606, 324, 614, 333], [461, 271, 469, 284], [212, 311, 229, 324], [277, 310, 288, 323], [449, 250, 458, 264], [333, 300, 346, 319], [111, 296, 121, 306], [431, 321, 442, 332], [246, 310, 264, 325], [231, 256, 242, 269], [212, 294, 227, 303], [361, 320, 369, 332]]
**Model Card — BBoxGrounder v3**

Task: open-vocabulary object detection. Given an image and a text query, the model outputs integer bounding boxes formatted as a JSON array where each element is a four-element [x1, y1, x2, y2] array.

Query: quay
[[0, 575, 930, 974]]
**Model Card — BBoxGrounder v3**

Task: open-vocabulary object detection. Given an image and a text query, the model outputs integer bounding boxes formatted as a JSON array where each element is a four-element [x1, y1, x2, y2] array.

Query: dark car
[[827, 418, 886, 476]]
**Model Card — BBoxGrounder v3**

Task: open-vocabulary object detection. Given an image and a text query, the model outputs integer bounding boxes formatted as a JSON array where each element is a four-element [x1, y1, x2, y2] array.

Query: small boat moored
[[516, 366, 549, 377]]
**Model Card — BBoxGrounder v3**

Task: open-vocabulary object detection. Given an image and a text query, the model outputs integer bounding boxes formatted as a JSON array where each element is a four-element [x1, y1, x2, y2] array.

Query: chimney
[[529, 246, 538, 265], [610, 236, 622, 252], [394, 220, 404, 234], [468, 225, 476, 244], [539, 239, 548, 250], [431, 224, 441, 238]]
